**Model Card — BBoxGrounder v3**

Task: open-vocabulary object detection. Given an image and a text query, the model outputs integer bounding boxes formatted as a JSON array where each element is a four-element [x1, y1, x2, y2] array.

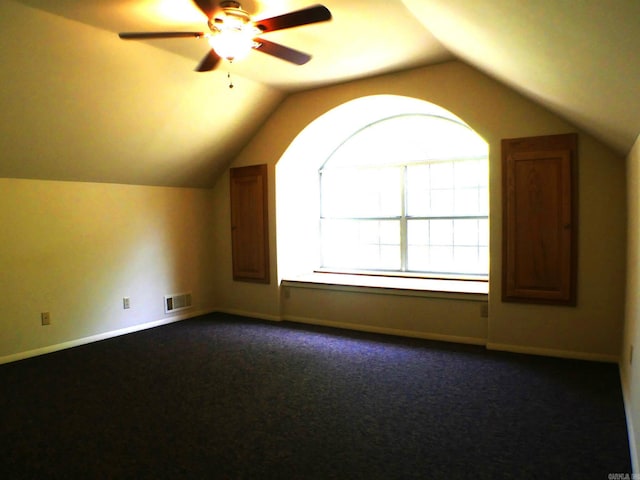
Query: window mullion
[[400, 165, 408, 272]]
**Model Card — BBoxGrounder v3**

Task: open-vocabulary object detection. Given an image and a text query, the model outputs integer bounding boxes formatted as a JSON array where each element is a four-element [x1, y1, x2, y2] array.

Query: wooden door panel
[[502, 134, 577, 305], [230, 164, 270, 283]]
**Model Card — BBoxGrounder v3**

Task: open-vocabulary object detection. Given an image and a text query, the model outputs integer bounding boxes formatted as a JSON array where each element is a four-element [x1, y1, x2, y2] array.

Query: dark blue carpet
[[0, 312, 631, 479]]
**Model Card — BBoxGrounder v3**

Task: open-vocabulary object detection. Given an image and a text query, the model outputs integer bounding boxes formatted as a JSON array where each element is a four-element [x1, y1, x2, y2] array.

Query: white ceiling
[[2, 0, 639, 187], [403, 0, 640, 156]]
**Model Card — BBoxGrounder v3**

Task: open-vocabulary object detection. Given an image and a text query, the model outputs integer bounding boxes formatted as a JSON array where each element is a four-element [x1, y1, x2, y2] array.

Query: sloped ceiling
[[1, 0, 638, 187], [402, 0, 640, 156]]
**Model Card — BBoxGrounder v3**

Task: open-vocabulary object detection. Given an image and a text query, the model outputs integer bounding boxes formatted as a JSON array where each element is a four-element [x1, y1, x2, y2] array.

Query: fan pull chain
[[227, 71, 234, 89]]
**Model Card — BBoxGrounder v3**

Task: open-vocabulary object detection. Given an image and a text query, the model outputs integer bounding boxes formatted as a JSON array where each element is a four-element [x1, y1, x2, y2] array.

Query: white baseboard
[[620, 365, 639, 474], [487, 342, 620, 363], [282, 314, 486, 346], [0, 309, 215, 365], [215, 308, 282, 322]]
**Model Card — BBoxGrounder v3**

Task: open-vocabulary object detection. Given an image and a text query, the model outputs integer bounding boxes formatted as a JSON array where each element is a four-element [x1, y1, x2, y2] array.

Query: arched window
[[276, 95, 489, 286], [318, 114, 488, 278]]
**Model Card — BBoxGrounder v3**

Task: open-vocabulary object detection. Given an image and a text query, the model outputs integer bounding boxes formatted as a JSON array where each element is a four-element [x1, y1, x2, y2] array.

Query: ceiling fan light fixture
[[208, 28, 255, 61], [207, 2, 258, 62]]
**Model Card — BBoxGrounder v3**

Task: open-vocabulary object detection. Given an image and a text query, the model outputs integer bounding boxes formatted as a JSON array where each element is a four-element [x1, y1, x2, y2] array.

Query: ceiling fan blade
[[192, 0, 217, 19], [119, 32, 205, 40], [255, 39, 311, 65], [255, 4, 331, 33], [195, 49, 221, 72]]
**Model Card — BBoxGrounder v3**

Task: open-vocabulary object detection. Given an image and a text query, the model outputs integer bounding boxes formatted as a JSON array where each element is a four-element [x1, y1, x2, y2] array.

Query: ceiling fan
[[119, 1, 332, 72]]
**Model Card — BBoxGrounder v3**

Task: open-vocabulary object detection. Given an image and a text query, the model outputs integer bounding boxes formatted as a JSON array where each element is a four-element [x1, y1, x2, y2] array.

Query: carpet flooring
[[0, 312, 631, 479]]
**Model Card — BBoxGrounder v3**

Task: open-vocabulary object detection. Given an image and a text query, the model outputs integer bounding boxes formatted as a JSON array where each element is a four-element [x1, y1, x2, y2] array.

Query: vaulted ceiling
[[2, 0, 639, 187]]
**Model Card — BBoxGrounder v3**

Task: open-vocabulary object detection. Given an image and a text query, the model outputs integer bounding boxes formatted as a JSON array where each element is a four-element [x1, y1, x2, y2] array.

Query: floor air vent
[[164, 292, 192, 314]]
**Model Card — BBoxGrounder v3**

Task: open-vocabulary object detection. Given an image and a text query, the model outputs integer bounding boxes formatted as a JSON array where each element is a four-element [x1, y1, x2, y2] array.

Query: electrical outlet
[[123, 297, 131, 309], [41, 312, 51, 326]]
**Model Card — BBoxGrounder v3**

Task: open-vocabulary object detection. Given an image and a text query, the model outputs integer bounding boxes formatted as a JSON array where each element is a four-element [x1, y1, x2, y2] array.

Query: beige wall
[[0, 178, 217, 361], [623, 134, 640, 469], [1, 60, 626, 367], [212, 60, 626, 361]]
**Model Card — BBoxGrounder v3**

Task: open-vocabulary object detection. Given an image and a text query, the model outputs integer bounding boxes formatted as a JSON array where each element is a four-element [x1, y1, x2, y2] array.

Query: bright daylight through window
[[319, 114, 489, 279]]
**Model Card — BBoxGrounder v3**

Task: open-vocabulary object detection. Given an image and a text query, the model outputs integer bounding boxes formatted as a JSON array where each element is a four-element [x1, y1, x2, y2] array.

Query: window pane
[[407, 219, 429, 246], [430, 219, 453, 245], [453, 246, 479, 272], [406, 165, 430, 217], [407, 161, 488, 218], [453, 219, 479, 246], [407, 218, 488, 275], [478, 219, 489, 247], [454, 188, 481, 216], [454, 159, 488, 216], [430, 162, 454, 189], [430, 246, 454, 272], [478, 246, 489, 272], [429, 189, 455, 217], [323, 115, 488, 168], [453, 246, 488, 274], [455, 160, 487, 187], [379, 245, 400, 270], [321, 219, 400, 270], [407, 220, 430, 271], [478, 187, 489, 216], [321, 167, 401, 218]]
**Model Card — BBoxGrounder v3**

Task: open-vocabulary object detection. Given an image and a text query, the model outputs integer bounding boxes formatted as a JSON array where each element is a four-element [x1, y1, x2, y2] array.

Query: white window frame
[[317, 115, 488, 281]]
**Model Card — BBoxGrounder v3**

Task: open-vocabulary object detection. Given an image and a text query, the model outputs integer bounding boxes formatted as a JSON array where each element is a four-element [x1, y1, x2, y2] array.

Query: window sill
[[281, 272, 488, 301]]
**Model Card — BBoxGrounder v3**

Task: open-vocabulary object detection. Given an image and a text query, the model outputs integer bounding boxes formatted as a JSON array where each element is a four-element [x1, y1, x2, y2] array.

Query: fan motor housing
[[210, 1, 251, 31]]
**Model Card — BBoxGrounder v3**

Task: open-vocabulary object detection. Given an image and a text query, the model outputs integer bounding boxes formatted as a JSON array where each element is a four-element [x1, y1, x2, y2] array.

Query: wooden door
[[502, 134, 577, 305], [230, 164, 270, 283]]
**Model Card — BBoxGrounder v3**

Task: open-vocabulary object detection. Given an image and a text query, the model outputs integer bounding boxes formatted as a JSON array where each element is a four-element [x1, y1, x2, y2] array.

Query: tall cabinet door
[[230, 164, 270, 283], [502, 133, 577, 305]]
